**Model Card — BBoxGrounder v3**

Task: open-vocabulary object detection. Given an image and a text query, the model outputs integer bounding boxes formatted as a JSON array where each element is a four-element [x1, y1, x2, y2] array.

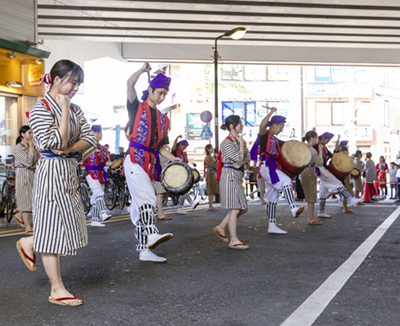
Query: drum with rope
[[327, 153, 354, 181], [191, 168, 200, 184], [350, 168, 360, 180], [161, 162, 194, 196], [277, 140, 311, 179]]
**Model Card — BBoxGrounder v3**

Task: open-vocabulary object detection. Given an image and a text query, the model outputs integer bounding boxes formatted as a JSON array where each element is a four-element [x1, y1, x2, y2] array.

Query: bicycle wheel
[[104, 179, 117, 210], [81, 183, 91, 215], [6, 194, 15, 223], [0, 182, 6, 217], [172, 195, 179, 206], [118, 187, 127, 210]]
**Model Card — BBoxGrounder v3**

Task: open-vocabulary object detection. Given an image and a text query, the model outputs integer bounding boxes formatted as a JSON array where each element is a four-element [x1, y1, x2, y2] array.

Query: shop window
[[331, 67, 350, 82], [383, 101, 389, 127], [245, 102, 257, 125], [267, 66, 289, 81], [315, 102, 331, 126], [0, 96, 19, 160], [331, 102, 345, 125], [244, 65, 267, 81], [221, 65, 244, 81], [356, 102, 371, 126], [314, 67, 330, 82]]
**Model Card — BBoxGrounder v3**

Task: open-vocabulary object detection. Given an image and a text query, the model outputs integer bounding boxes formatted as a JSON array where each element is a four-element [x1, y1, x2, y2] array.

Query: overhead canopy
[[37, 0, 400, 65]]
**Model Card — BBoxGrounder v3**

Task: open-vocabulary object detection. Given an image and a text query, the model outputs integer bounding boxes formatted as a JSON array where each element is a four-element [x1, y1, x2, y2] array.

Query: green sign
[[186, 113, 205, 140]]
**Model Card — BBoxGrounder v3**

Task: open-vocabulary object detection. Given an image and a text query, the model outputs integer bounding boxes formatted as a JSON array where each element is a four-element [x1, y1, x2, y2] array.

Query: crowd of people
[[9, 59, 395, 307]]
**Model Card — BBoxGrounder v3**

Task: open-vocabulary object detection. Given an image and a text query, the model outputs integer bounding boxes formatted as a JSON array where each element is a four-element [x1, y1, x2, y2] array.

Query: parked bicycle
[[0, 155, 17, 223]]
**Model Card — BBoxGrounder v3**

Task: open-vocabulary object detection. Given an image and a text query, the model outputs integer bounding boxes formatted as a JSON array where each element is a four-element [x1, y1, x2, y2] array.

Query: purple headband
[[92, 125, 102, 133], [178, 140, 189, 147], [141, 73, 171, 101], [318, 132, 334, 140], [266, 115, 286, 128], [339, 140, 348, 147]]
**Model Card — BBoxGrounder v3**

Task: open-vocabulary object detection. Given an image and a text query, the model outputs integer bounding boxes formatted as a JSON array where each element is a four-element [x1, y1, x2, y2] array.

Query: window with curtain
[[356, 102, 371, 126], [331, 102, 345, 125]]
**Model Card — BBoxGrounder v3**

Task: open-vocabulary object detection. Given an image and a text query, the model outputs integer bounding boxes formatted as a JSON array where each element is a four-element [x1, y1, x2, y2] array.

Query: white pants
[[259, 164, 292, 204], [318, 166, 345, 199], [124, 158, 156, 226], [85, 174, 105, 206]]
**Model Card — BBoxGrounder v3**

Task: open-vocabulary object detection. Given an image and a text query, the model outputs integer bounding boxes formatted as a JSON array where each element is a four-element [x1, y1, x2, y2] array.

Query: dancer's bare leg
[[42, 253, 82, 305]]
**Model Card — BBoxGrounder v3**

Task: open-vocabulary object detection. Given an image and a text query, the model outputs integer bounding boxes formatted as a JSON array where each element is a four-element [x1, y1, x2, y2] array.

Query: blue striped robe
[[29, 93, 96, 255]]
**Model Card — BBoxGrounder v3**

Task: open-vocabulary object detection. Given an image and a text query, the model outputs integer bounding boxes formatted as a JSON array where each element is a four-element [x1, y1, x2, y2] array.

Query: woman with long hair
[[204, 144, 219, 211], [301, 130, 323, 225], [13, 125, 40, 233], [15, 59, 96, 306], [213, 115, 250, 249]]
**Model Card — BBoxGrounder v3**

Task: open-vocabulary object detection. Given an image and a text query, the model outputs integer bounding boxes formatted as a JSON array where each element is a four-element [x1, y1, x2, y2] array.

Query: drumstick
[[147, 71, 150, 83]]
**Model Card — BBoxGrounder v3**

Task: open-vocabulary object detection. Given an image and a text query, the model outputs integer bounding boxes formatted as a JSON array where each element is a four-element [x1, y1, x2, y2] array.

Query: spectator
[[389, 162, 397, 199], [104, 144, 111, 163], [396, 154, 400, 203], [354, 150, 365, 203], [377, 165, 387, 200], [376, 156, 388, 197], [365, 152, 377, 200]]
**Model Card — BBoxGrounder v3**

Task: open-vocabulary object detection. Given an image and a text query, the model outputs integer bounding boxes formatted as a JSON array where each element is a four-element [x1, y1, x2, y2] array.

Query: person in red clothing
[[124, 63, 182, 263], [83, 125, 112, 227], [376, 156, 388, 198], [377, 165, 387, 200]]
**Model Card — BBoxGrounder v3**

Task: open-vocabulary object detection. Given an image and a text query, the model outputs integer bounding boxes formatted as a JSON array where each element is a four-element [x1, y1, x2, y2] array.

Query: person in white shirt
[[389, 162, 397, 199]]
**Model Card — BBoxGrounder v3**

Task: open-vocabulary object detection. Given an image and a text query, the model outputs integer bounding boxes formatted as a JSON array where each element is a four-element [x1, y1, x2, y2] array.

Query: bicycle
[[0, 155, 17, 223], [78, 164, 91, 215]]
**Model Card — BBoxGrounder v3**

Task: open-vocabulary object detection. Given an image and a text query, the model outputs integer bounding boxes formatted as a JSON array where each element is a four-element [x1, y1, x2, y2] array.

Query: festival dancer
[[251, 107, 304, 235], [213, 115, 250, 249], [300, 130, 324, 225], [315, 133, 362, 218], [204, 144, 219, 211], [16, 59, 96, 306], [172, 135, 200, 214], [125, 62, 181, 263], [82, 125, 112, 227], [14, 125, 40, 233]]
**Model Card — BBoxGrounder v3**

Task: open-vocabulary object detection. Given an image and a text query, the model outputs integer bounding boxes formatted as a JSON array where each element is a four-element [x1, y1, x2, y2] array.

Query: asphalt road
[[1, 199, 399, 326]]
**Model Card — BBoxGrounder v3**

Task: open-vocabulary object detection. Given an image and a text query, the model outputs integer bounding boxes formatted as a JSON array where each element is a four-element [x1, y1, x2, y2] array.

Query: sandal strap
[[20, 246, 36, 264], [52, 296, 77, 302]]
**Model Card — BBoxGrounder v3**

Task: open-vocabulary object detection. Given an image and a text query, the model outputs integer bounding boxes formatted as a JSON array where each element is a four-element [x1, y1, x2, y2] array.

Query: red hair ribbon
[[25, 112, 29, 118]]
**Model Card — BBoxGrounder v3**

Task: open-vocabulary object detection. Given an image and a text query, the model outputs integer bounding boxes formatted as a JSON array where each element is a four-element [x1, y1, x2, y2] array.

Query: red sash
[[216, 136, 234, 181], [41, 99, 76, 114]]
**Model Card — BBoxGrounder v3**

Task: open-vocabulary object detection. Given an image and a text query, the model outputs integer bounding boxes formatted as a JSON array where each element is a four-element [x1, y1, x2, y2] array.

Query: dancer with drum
[[253, 107, 304, 235], [82, 125, 112, 227], [14, 125, 40, 233], [16, 59, 97, 306], [213, 115, 250, 249], [338, 146, 355, 214], [315, 133, 361, 218], [172, 136, 200, 214], [300, 130, 323, 225], [125, 63, 181, 263], [204, 144, 219, 211]]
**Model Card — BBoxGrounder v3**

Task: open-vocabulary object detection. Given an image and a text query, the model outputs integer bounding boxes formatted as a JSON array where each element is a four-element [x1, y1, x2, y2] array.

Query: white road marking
[[280, 206, 400, 326]]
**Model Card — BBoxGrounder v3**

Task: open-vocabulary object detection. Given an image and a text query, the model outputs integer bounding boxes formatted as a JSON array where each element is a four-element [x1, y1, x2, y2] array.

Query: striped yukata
[[14, 140, 40, 211], [29, 93, 96, 255], [220, 134, 250, 210]]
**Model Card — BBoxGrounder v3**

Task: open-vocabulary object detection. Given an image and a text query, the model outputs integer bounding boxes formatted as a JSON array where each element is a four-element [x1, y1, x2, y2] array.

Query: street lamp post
[[213, 27, 247, 153]]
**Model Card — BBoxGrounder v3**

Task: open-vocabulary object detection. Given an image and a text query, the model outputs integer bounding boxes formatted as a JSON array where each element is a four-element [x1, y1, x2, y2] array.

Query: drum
[[327, 153, 354, 181], [161, 162, 194, 196], [110, 159, 123, 176], [278, 140, 312, 179], [191, 168, 200, 184], [350, 168, 360, 180]]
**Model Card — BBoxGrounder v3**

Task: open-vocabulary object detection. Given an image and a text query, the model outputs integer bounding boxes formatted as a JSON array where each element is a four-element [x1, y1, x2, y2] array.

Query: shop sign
[[28, 63, 44, 87], [186, 113, 205, 140]]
